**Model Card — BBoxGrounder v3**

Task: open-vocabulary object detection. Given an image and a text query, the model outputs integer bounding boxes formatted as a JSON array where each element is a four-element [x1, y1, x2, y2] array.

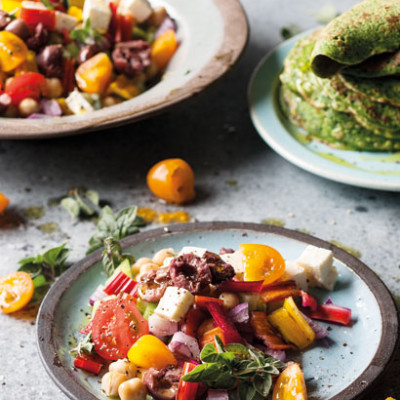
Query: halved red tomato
[[91, 295, 148, 360]]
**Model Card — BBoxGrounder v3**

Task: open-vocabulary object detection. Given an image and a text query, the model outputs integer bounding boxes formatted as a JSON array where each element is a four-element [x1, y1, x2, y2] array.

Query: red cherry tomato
[[91, 295, 149, 360], [6, 73, 46, 105]]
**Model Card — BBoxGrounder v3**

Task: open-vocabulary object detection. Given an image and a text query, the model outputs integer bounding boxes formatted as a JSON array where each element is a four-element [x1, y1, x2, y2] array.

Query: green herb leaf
[[31, 275, 51, 302], [40, 0, 55, 9], [61, 187, 100, 219], [70, 333, 94, 356], [61, 198, 80, 218], [70, 19, 102, 45], [102, 237, 135, 277], [280, 24, 302, 40]]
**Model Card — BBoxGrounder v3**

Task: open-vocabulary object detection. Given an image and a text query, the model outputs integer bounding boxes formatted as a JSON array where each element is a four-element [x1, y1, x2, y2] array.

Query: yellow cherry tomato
[[75, 52, 113, 94], [151, 29, 178, 70], [240, 243, 285, 284], [272, 363, 307, 400], [127, 334, 177, 369], [147, 158, 195, 204], [0, 31, 28, 72], [0, 272, 34, 314], [0, 193, 9, 213]]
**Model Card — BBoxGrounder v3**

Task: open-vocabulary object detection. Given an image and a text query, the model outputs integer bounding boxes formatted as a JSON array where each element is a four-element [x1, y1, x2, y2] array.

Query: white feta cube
[[55, 11, 78, 32], [296, 245, 336, 290], [220, 251, 244, 274], [21, 1, 46, 10], [320, 266, 338, 291], [65, 90, 94, 114], [82, 0, 112, 32], [118, 0, 152, 22], [154, 286, 194, 322], [284, 261, 308, 291], [178, 246, 208, 258]]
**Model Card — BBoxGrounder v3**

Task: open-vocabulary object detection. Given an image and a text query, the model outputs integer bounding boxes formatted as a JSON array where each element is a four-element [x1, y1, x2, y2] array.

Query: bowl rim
[[36, 221, 399, 400], [0, 0, 249, 139]]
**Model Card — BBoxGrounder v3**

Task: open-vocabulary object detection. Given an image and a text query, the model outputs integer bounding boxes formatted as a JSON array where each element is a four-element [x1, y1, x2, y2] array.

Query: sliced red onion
[[228, 302, 249, 324], [265, 349, 286, 363], [301, 291, 318, 311], [207, 389, 229, 400], [301, 311, 329, 340], [40, 99, 62, 116], [168, 332, 200, 361], [324, 297, 333, 305], [155, 17, 177, 39], [27, 113, 50, 119], [324, 297, 351, 312], [89, 284, 107, 306], [149, 313, 178, 338]]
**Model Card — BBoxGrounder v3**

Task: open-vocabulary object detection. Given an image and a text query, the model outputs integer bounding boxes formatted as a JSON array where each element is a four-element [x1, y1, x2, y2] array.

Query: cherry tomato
[[0, 192, 9, 214], [0, 272, 34, 314], [147, 158, 195, 204], [240, 244, 285, 284], [272, 362, 307, 400], [0, 31, 28, 72], [6, 73, 46, 105], [91, 295, 148, 360]]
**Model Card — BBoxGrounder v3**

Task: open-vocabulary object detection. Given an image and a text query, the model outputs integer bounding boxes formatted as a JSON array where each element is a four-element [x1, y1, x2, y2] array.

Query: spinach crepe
[[311, 0, 400, 78]]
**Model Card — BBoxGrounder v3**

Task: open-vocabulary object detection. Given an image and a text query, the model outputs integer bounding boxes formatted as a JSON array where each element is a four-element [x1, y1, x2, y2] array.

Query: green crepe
[[311, 0, 400, 78]]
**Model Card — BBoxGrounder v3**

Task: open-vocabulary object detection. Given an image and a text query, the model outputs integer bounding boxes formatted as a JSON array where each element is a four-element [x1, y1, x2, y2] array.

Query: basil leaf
[[200, 343, 217, 362], [182, 364, 209, 382], [61, 198, 80, 218], [254, 373, 272, 397], [18, 262, 43, 279], [42, 243, 70, 274], [102, 237, 135, 276], [31, 275, 51, 302], [115, 206, 139, 238]]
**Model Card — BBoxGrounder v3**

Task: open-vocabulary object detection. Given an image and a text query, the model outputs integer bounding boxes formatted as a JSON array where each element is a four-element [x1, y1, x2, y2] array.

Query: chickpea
[[219, 292, 239, 309], [197, 318, 215, 337], [45, 78, 63, 99], [18, 98, 40, 117], [131, 257, 153, 276], [109, 360, 137, 378], [118, 378, 147, 400], [101, 371, 128, 397], [148, 6, 168, 27], [5, 77, 13, 88], [136, 262, 159, 281], [102, 96, 122, 108], [152, 248, 175, 266]]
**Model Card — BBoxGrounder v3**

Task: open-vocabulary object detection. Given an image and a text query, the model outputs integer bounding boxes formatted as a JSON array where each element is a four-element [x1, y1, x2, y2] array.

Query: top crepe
[[311, 0, 400, 78]]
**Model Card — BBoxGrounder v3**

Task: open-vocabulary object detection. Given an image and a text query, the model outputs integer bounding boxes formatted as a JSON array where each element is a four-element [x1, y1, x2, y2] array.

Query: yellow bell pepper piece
[[15, 50, 38, 75], [1, 0, 22, 14], [268, 296, 315, 349], [75, 52, 113, 94], [68, 6, 82, 21], [108, 75, 140, 100], [127, 334, 177, 369], [0, 31, 28, 72], [56, 98, 72, 115], [68, 0, 84, 9], [151, 29, 178, 70]]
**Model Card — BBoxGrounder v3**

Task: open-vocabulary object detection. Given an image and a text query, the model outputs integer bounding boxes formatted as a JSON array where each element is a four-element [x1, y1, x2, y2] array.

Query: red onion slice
[[89, 284, 106, 306], [228, 302, 249, 324], [149, 313, 178, 338], [168, 332, 200, 361]]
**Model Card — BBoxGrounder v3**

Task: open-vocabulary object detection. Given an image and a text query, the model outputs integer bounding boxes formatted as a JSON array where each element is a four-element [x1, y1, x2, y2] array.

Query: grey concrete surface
[[0, 0, 399, 398]]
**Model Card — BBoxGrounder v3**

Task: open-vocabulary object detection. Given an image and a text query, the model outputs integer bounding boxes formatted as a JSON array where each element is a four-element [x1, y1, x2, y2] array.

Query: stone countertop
[[0, 0, 399, 398]]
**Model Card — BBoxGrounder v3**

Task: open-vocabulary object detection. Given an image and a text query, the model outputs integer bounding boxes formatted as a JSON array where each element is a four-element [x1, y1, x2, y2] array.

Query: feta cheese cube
[[154, 286, 194, 322], [118, 0, 152, 22], [82, 0, 111, 32], [321, 266, 338, 291], [65, 90, 94, 114], [55, 11, 78, 32], [220, 251, 244, 274], [284, 261, 308, 291], [178, 246, 208, 258]]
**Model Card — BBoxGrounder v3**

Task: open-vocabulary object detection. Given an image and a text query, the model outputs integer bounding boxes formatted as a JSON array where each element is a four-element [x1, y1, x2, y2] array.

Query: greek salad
[[0, 0, 178, 118], [71, 243, 353, 400]]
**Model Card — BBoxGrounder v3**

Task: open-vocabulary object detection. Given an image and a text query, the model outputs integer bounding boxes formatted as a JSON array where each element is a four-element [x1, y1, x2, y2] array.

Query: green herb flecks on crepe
[[311, 0, 400, 78]]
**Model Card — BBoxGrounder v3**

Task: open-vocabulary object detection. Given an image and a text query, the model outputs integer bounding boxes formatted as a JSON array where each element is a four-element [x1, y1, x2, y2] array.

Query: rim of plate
[[37, 222, 399, 400], [0, 0, 248, 139], [248, 31, 400, 192]]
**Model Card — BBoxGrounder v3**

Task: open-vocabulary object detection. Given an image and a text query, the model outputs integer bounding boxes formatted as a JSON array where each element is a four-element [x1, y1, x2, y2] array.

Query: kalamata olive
[[37, 44, 63, 78], [27, 23, 49, 52], [97, 36, 111, 51], [0, 11, 11, 30], [77, 44, 100, 64], [5, 19, 30, 40], [112, 40, 151, 77]]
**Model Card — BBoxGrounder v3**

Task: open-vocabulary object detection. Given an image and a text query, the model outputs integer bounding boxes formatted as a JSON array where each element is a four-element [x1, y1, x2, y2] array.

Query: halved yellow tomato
[[0, 271, 34, 313], [272, 362, 307, 400], [240, 244, 285, 284]]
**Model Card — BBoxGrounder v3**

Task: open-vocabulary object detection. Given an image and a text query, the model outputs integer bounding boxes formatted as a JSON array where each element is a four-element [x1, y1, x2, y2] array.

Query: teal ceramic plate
[[248, 31, 400, 192], [37, 222, 398, 400]]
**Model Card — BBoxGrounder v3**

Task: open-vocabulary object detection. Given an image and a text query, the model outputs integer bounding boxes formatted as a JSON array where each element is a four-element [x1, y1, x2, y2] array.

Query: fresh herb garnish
[[70, 333, 95, 356], [87, 205, 146, 254], [102, 237, 135, 277], [18, 244, 71, 301], [183, 336, 285, 399], [64, 42, 80, 59], [61, 187, 100, 219], [40, 0, 55, 9], [70, 19, 102, 45], [280, 24, 302, 40]]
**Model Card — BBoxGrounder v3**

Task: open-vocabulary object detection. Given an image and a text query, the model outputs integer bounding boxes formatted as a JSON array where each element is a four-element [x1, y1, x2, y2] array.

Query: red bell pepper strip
[[307, 304, 352, 326], [103, 271, 138, 296], [120, 14, 133, 42], [20, 4, 56, 31], [218, 280, 264, 293], [62, 58, 75, 97], [108, 2, 118, 41], [250, 311, 293, 350], [182, 308, 207, 337], [73, 355, 103, 375], [194, 295, 224, 309], [6, 73, 46, 105], [205, 302, 243, 344], [260, 280, 301, 303], [301, 291, 318, 311], [177, 362, 199, 400]]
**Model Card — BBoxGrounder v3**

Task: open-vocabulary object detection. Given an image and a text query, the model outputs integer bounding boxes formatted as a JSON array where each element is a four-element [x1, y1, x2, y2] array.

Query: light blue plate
[[248, 31, 400, 192], [37, 223, 398, 400]]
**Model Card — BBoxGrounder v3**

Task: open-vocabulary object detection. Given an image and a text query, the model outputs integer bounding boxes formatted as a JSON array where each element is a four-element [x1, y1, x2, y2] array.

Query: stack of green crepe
[[279, 0, 400, 151]]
